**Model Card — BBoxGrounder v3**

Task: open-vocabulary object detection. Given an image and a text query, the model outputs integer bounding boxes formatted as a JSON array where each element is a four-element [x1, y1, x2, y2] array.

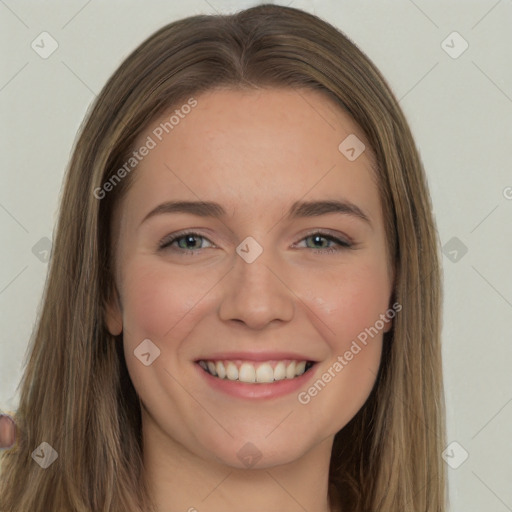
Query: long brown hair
[[0, 4, 446, 511]]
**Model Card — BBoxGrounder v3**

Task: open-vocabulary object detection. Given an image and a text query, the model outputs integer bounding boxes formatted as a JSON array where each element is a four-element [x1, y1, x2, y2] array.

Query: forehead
[[119, 87, 380, 225]]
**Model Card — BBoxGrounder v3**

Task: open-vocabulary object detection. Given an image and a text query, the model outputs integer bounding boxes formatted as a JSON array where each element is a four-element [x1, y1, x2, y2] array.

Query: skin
[[0, 414, 15, 449], [106, 87, 394, 512]]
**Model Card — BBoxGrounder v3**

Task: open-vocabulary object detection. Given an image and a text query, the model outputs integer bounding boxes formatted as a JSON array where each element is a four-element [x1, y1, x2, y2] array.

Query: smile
[[197, 359, 315, 383]]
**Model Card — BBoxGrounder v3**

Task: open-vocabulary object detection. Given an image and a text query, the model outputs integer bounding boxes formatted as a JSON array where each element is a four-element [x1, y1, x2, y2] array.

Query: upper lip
[[195, 351, 317, 362]]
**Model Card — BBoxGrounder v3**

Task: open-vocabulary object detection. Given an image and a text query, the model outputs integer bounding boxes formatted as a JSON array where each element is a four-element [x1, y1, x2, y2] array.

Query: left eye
[[297, 233, 352, 253], [158, 231, 351, 254]]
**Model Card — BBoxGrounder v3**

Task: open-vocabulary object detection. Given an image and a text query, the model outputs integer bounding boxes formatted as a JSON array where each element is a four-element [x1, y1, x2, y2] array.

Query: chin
[[195, 425, 318, 471]]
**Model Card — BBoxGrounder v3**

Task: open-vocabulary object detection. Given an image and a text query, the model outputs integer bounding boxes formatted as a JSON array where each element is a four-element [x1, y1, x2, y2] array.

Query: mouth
[[196, 359, 316, 383]]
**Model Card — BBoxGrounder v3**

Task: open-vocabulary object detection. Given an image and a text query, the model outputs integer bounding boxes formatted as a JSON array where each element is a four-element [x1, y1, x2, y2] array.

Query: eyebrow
[[139, 199, 372, 227]]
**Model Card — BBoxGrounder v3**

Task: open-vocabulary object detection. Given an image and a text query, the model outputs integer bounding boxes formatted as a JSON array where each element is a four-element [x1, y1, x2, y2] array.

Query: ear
[[104, 285, 123, 336], [383, 314, 393, 333]]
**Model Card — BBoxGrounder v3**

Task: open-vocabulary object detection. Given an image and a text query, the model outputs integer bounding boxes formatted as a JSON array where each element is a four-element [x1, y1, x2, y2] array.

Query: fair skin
[[0, 415, 16, 449], [106, 87, 394, 512]]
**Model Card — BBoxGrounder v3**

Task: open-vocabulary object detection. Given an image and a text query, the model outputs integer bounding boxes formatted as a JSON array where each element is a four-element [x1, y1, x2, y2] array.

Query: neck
[[141, 410, 338, 512]]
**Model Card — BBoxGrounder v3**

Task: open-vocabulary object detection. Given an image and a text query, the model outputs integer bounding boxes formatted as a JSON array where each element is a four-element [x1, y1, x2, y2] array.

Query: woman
[[0, 4, 446, 511]]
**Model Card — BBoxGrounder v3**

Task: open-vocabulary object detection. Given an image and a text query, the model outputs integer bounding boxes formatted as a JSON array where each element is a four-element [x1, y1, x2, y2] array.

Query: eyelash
[[158, 230, 352, 255]]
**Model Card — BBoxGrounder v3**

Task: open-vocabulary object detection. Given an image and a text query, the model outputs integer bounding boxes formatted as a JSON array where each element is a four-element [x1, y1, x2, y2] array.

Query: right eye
[[158, 231, 215, 254]]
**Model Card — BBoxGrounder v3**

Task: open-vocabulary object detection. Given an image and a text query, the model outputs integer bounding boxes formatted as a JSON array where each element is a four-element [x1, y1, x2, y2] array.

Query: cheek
[[298, 260, 390, 428], [119, 259, 211, 395], [119, 259, 204, 340], [307, 258, 392, 348]]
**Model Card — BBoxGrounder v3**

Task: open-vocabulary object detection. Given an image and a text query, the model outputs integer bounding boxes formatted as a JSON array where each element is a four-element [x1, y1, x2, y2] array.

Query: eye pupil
[[310, 235, 326, 248], [179, 235, 200, 249]]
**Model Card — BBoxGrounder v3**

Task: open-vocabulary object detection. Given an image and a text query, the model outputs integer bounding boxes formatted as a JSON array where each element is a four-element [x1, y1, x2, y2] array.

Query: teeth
[[199, 359, 313, 383], [274, 361, 286, 381], [216, 361, 226, 379], [285, 361, 296, 379], [239, 363, 256, 383], [207, 361, 217, 376], [255, 363, 274, 383], [295, 361, 306, 376], [226, 361, 239, 380]]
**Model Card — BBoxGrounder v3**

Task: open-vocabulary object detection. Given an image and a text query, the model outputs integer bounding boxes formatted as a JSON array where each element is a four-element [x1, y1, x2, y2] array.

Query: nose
[[218, 247, 295, 330]]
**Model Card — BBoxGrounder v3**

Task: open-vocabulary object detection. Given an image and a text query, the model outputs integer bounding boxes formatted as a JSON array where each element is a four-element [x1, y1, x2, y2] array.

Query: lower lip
[[195, 362, 318, 399]]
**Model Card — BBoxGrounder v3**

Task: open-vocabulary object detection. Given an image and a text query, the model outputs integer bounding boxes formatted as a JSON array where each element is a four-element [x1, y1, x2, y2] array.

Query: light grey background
[[1, 0, 511, 510]]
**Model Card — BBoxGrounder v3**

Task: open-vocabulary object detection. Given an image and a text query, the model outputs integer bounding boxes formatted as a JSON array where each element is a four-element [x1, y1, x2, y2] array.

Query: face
[[106, 87, 394, 470]]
